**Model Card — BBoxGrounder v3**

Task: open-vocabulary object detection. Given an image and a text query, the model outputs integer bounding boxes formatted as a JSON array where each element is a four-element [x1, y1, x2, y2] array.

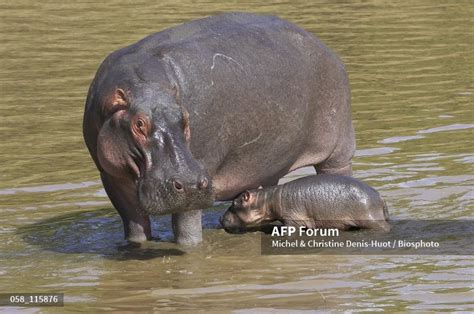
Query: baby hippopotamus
[[221, 174, 391, 233]]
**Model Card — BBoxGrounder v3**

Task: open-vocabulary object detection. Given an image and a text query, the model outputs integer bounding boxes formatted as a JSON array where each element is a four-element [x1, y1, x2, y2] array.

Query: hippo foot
[[126, 233, 149, 243], [174, 234, 202, 246], [124, 220, 152, 243]]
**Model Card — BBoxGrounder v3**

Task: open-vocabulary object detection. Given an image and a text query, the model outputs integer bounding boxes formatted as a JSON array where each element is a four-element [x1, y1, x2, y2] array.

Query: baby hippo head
[[220, 188, 273, 233]]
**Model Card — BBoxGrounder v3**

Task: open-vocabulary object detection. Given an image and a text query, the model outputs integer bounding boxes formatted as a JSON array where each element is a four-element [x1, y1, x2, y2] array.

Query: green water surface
[[0, 0, 473, 312]]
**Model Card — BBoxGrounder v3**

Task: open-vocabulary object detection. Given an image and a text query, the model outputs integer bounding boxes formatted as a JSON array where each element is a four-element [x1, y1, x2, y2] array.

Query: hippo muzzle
[[138, 164, 214, 215], [220, 207, 247, 233]]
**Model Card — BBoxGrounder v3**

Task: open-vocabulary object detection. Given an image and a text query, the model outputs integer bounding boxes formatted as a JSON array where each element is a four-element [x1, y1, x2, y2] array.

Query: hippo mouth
[[219, 211, 244, 233], [140, 196, 214, 216], [219, 210, 261, 234], [219, 215, 276, 234], [138, 177, 215, 215]]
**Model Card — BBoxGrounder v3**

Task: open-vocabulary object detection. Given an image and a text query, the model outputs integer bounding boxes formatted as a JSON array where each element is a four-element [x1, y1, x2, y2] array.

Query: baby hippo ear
[[104, 88, 129, 116], [242, 190, 251, 202]]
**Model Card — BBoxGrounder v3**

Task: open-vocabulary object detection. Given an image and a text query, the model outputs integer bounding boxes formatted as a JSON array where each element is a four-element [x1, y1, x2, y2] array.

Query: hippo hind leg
[[315, 163, 352, 176], [372, 198, 391, 232], [361, 219, 391, 232], [357, 198, 391, 232], [314, 125, 355, 177]]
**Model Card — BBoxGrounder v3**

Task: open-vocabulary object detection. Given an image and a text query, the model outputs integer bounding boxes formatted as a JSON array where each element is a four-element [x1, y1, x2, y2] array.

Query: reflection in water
[[17, 207, 223, 257], [0, 0, 473, 311], [417, 124, 474, 134], [0, 181, 100, 195]]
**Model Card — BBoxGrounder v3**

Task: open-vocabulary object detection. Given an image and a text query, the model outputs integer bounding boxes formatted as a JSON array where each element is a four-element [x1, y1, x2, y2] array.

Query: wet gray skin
[[221, 174, 391, 233], [83, 12, 355, 245]]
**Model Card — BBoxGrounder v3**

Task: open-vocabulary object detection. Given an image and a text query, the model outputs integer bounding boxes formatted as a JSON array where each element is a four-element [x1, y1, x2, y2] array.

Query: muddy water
[[1, 0, 473, 312]]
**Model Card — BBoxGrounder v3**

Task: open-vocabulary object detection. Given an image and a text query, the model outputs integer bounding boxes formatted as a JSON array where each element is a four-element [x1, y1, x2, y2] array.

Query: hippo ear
[[104, 88, 129, 116], [242, 190, 251, 202]]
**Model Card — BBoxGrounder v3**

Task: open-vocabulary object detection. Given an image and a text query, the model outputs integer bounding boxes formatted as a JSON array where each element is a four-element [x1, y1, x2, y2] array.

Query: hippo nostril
[[197, 177, 208, 190], [172, 179, 184, 192]]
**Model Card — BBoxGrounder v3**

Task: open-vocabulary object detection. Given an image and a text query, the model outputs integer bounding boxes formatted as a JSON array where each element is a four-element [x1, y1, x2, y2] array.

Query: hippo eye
[[133, 118, 148, 136]]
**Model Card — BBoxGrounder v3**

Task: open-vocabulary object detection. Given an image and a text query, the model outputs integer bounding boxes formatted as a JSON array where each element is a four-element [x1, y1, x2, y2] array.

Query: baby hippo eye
[[136, 119, 144, 129]]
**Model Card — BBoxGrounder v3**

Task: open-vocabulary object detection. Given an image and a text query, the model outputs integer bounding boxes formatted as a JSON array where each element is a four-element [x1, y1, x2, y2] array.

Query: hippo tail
[[382, 198, 389, 221]]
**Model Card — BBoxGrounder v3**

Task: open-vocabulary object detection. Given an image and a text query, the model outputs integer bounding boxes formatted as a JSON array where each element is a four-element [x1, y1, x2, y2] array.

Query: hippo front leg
[[172, 210, 202, 245], [100, 173, 152, 243]]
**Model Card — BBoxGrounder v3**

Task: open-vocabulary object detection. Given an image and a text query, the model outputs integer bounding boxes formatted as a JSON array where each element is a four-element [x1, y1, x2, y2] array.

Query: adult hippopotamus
[[83, 12, 355, 245]]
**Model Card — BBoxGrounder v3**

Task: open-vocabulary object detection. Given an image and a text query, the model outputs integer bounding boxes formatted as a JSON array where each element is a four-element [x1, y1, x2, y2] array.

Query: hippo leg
[[364, 220, 392, 232], [315, 134, 355, 177], [100, 173, 152, 243], [172, 210, 202, 246], [315, 163, 352, 176]]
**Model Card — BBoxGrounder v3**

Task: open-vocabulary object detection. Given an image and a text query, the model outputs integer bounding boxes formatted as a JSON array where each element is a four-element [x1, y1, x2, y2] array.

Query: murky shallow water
[[1, 0, 473, 312]]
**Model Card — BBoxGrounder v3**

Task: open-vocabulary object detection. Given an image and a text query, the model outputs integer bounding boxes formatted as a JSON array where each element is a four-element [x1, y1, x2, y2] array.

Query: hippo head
[[93, 81, 214, 215], [220, 188, 274, 233]]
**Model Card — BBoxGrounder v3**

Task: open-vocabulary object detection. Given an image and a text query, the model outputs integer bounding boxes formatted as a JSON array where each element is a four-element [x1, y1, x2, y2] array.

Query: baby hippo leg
[[355, 198, 391, 232]]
